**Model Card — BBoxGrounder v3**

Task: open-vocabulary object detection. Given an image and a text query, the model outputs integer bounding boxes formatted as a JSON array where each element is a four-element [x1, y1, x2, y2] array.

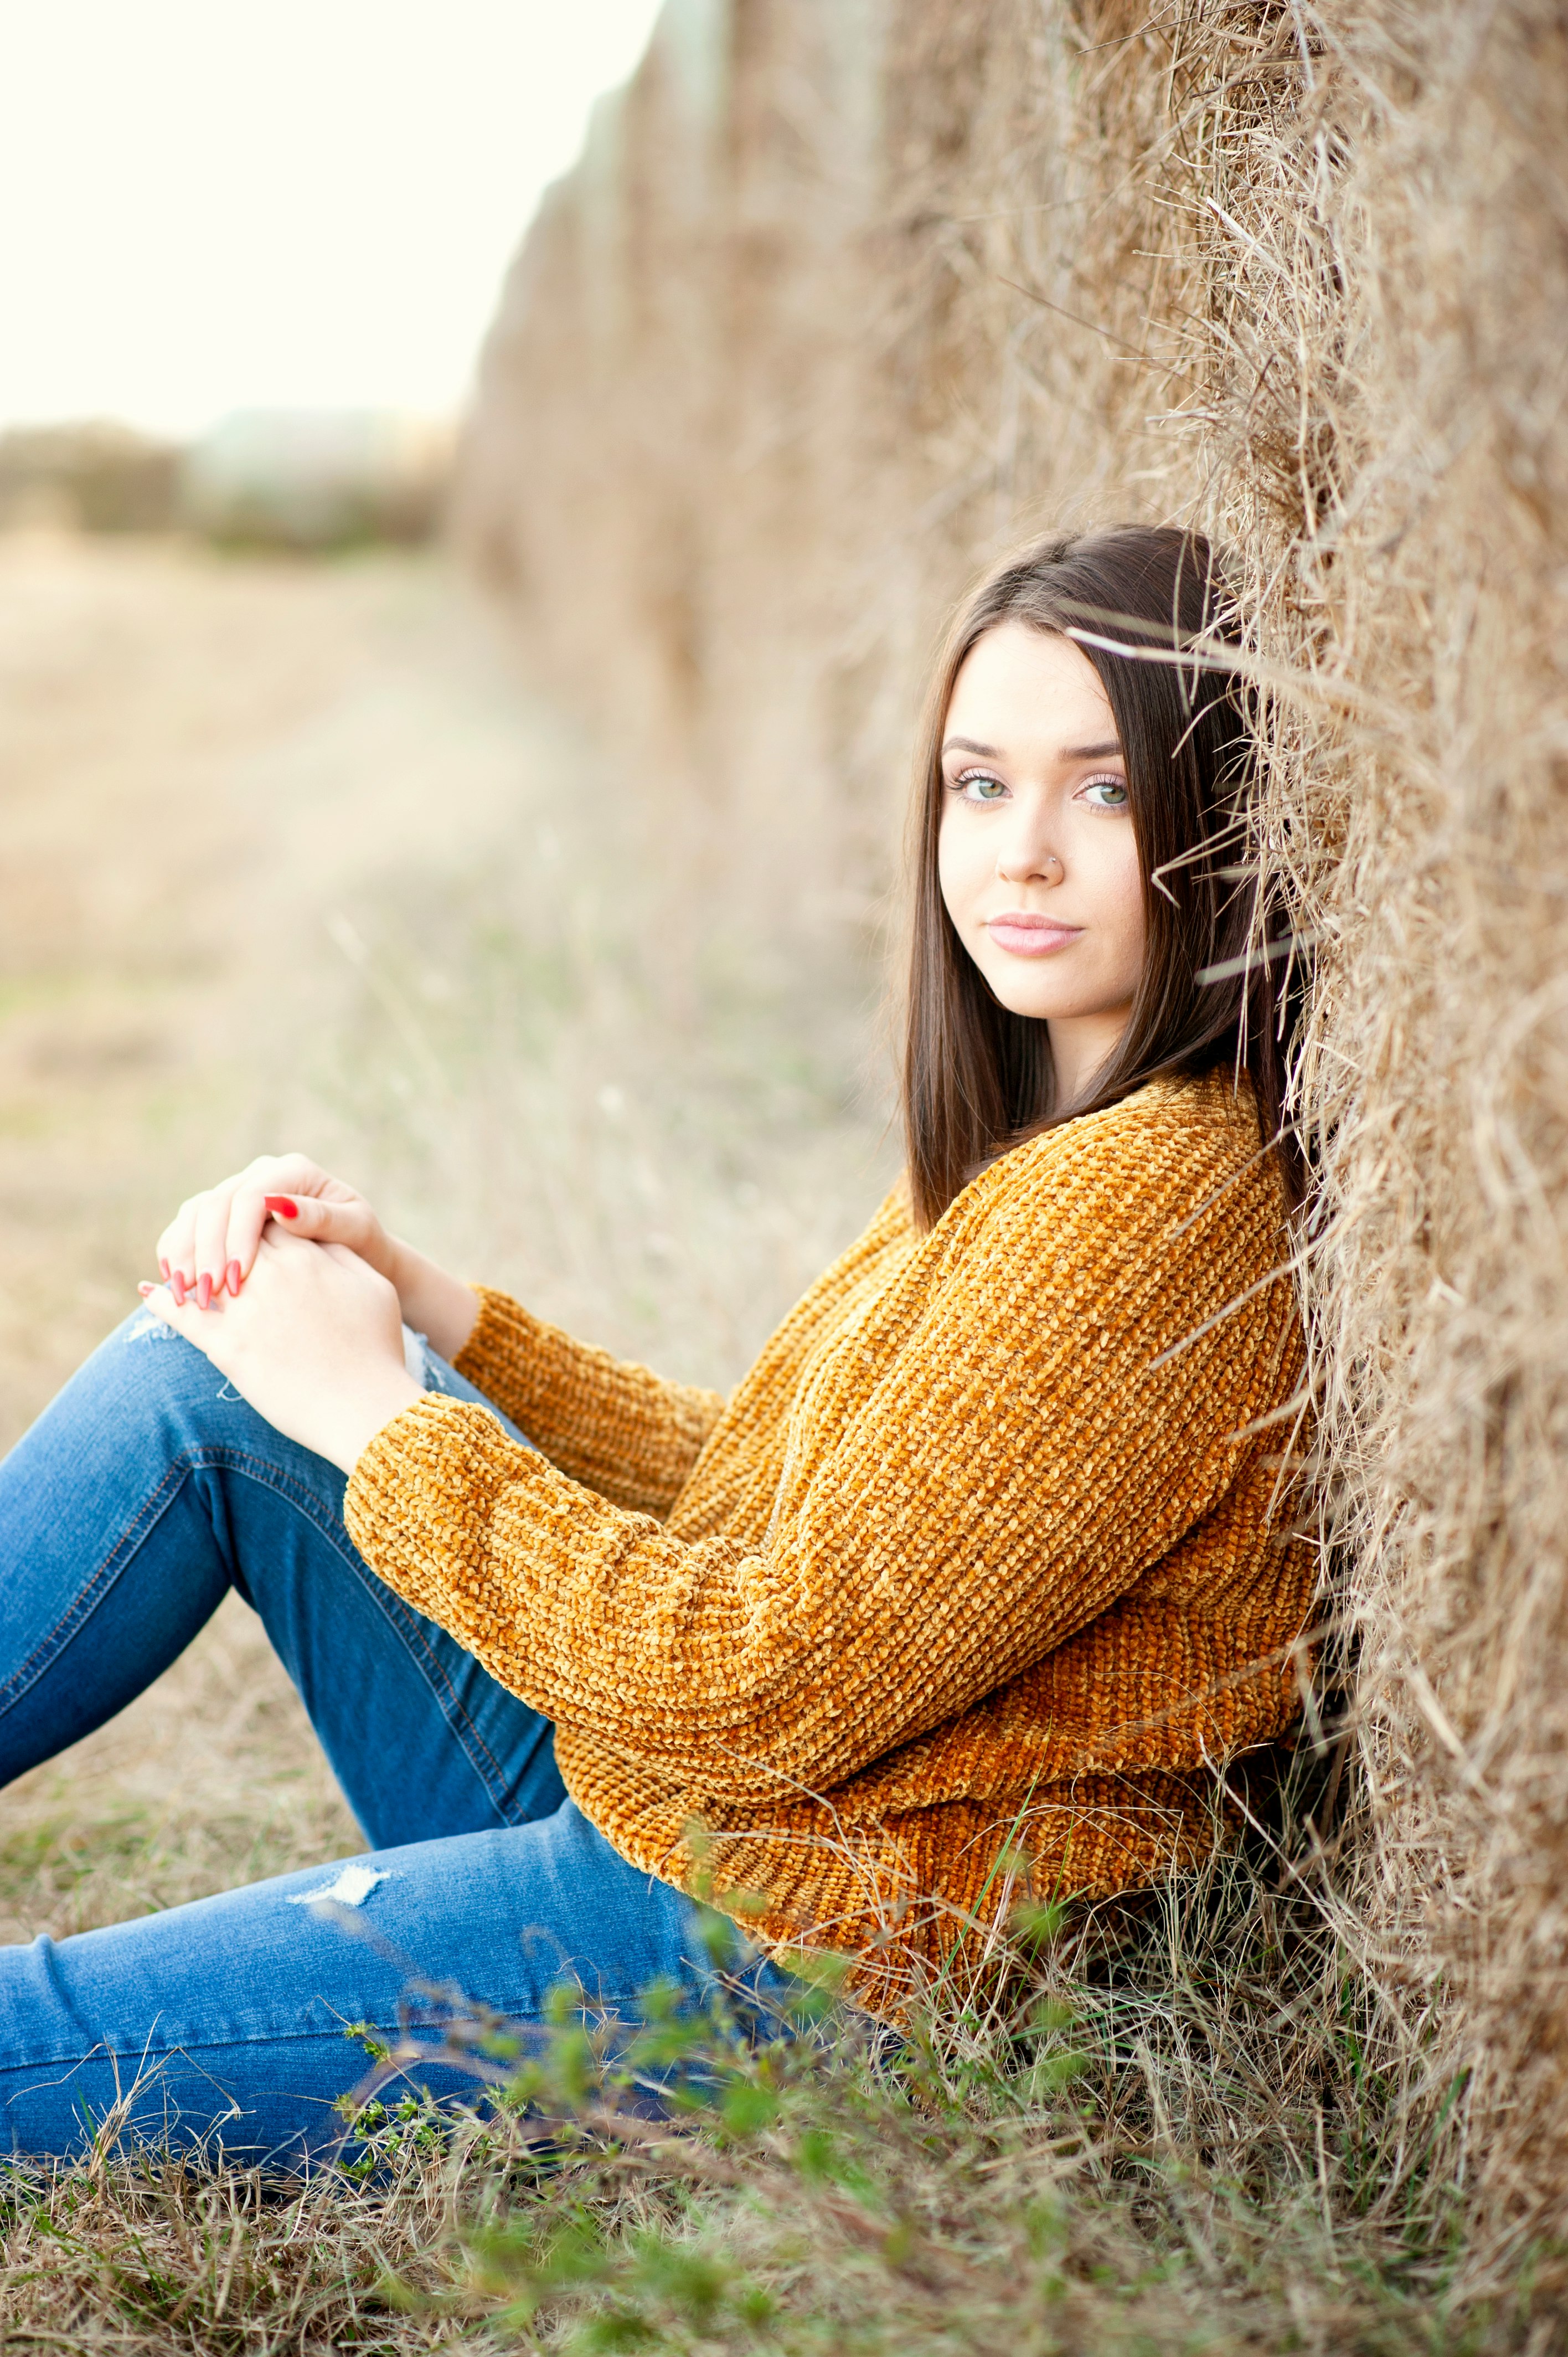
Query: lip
[[984, 912, 1083, 956]]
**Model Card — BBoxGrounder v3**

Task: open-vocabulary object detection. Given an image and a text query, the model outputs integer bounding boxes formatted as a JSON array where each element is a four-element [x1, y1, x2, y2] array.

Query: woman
[[0, 526, 1311, 2163]]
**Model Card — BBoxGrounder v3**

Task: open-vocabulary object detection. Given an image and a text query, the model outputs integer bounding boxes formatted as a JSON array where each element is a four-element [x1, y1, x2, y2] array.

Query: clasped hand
[[142, 1153, 479, 1475]]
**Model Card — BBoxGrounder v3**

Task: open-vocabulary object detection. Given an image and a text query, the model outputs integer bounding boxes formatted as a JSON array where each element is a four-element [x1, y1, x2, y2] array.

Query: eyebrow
[[941, 736, 1124, 761]]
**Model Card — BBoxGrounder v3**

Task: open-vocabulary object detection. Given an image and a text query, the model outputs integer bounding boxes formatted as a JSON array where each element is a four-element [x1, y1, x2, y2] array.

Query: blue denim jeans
[[0, 1310, 779, 2165]]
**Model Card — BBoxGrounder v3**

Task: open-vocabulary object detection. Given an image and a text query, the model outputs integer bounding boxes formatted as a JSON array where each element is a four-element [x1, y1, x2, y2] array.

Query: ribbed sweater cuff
[[451, 1282, 540, 1399]]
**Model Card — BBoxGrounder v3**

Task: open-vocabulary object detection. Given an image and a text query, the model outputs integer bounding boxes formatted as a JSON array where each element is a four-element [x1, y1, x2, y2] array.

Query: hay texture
[[457, 0, 1568, 2266]]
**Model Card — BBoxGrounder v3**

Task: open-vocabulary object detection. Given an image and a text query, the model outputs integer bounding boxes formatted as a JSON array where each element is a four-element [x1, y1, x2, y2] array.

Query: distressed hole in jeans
[[127, 1313, 178, 1345], [286, 1865, 393, 1911]]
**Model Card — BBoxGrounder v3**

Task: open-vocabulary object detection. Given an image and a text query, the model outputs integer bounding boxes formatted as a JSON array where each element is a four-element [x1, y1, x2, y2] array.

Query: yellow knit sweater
[[345, 1073, 1311, 2009]]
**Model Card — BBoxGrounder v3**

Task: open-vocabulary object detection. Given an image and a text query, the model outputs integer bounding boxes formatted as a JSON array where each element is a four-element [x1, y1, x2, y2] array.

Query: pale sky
[[0, 1, 666, 436]]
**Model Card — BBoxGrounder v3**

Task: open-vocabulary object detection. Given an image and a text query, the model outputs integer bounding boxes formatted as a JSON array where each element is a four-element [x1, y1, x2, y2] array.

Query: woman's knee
[[81, 1309, 313, 1474]]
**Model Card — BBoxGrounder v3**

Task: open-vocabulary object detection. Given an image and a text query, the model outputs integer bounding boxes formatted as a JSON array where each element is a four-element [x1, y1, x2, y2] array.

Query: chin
[[982, 974, 1070, 1024]]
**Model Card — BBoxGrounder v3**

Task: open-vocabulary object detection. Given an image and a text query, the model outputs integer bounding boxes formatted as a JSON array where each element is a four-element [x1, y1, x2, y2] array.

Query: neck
[[1048, 1008, 1133, 1111]]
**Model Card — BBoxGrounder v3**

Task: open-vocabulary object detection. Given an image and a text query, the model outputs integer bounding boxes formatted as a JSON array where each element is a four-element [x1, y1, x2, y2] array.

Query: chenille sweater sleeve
[[451, 1286, 725, 1517], [346, 1098, 1293, 1803]]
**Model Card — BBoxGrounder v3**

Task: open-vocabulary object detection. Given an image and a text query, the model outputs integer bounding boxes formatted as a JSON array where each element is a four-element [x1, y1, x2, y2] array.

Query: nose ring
[[1045, 854, 1064, 882]]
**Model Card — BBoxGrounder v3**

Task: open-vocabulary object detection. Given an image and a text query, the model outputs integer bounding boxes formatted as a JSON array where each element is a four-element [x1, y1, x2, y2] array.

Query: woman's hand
[[144, 1226, 424, 1473], [154, 1152, 478, 1360], [157, 1154, 393, 1305]]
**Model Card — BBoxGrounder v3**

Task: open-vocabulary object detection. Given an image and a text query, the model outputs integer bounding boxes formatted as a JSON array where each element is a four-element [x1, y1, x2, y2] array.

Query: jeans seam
[[0, 1444, 533, 1829], [345, 1582, 539, 1827]]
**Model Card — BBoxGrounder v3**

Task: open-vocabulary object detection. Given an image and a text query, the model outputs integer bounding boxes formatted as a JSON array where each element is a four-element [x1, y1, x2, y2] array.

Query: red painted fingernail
[[227, 1259, 243, 1296], [138, 1281, 154, 1296], [265, 1195, 299, 1220], [171, 1271, 187, 1305], [158, 1258, 170, 1280], [197, 1271, 213, 1311]]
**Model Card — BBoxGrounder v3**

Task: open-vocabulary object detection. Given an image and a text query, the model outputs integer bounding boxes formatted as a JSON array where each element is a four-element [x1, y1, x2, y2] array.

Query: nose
[[996, 821, 1063, 886]]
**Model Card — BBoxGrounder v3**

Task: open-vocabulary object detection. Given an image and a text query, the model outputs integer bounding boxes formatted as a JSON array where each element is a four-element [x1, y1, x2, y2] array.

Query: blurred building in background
[[180, 409, 451, 548]]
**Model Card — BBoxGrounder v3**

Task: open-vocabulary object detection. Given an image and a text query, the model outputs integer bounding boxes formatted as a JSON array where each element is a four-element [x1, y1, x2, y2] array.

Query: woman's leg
[[0, 1314, 787, 2165], [0, 1308, 564, 1840], [0, 1800, 779, 2163]]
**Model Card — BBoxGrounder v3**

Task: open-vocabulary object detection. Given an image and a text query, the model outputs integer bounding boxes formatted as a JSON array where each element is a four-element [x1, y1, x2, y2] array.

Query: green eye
[[957, 770, 1008, 802], [1082, 776, 1129, 809]]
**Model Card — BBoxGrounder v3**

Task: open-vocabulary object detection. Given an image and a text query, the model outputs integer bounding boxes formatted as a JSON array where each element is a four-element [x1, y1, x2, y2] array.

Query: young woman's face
[[937, 622, 1146, 1064]]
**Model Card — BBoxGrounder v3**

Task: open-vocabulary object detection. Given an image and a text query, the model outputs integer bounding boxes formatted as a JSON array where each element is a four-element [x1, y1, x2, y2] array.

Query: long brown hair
[[901, 524, 1300, 1230]]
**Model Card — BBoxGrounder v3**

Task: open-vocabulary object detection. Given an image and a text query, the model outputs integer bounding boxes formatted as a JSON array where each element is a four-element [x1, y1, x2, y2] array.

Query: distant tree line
[[0, 413, 450, 548]]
